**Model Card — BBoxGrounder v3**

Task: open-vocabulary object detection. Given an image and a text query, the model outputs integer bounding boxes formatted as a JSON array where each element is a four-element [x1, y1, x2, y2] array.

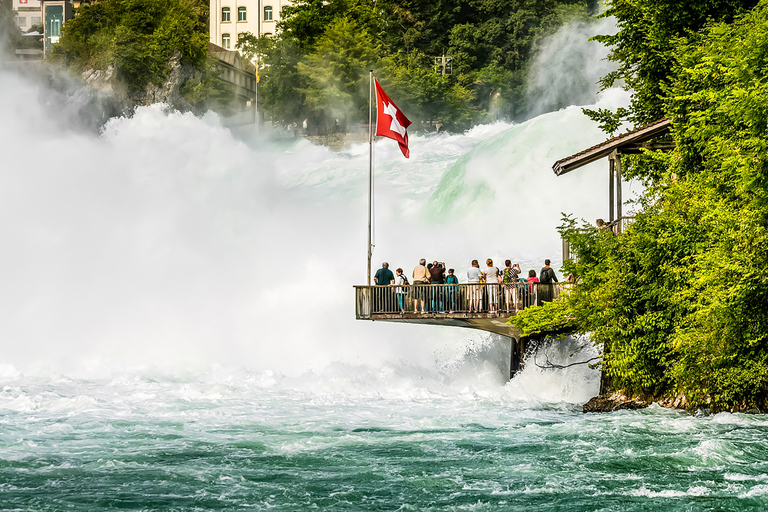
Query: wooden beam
[[609, 155, 615, 222], [552, 118, 672, 176]]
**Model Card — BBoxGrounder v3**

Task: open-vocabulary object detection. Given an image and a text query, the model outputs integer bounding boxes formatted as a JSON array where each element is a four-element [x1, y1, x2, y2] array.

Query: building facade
[[12, 0, 43, 32], [209, 0, 292, 50], [39, 0, 74, 55]]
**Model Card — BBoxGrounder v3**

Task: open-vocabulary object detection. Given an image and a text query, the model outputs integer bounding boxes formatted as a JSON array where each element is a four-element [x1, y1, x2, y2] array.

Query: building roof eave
[[552, 118, 672, 176]]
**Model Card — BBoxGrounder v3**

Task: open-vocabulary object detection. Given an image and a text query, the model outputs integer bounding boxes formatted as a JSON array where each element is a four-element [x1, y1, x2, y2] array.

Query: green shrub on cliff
[[50, 0, 209, 93]]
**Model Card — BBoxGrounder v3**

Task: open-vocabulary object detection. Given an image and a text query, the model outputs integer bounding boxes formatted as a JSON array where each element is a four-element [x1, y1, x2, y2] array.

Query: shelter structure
[[552, 118, 673, 234]]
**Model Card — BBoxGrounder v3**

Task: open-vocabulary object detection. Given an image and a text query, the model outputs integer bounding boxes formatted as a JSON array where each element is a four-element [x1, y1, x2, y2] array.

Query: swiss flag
[[375, 79, 412, 158]]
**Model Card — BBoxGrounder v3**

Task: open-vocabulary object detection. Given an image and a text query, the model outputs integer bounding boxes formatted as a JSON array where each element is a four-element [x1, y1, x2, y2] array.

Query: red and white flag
[[375, 79, 412, 158]]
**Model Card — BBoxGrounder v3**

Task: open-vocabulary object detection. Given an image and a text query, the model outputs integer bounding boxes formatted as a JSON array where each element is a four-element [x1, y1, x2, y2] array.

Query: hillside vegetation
[[513, 0, 768, 413], [238, 0, 599, 131]]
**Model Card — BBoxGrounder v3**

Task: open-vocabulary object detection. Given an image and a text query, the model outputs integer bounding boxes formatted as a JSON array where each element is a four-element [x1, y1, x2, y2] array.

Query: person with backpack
[[538, 259, 559, 305], [502, 260, 522, 313], [394, 268, 408, 313]]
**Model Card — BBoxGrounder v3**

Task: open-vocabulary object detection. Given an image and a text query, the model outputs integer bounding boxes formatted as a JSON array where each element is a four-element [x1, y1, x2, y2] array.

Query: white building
[[209, 0, 292, 50], [12, 0, 42, 32]]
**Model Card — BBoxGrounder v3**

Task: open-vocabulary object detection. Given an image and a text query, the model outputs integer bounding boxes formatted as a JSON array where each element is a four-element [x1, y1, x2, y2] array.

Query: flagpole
[[367, 70, 374, 286]]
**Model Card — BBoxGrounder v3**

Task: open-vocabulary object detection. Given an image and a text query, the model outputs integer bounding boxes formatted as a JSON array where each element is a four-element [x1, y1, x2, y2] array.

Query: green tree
[[0, 0, 22, 54], [237, 32, 308, 124], [51, 0, 209, 93], [297, 17, 377, 124], [592, 0, 759, 125], [516, 1, 768, 411]]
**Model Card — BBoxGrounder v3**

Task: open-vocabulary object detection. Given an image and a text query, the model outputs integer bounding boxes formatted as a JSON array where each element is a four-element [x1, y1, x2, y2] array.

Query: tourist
[[527, 269, 539, 307], [538, 259, 559, 305], [394, 268, 408, 313], [429, 261, 446, 312], [445, 268, 459, 313], [539, 259, 558, 284], [502, 260, 522, 313], [374, 262, 394, 285], [485, 259, 501, 313], [373, 262, 395, 312], [412, 258, 430, 313], [467, 259, 484, 312]]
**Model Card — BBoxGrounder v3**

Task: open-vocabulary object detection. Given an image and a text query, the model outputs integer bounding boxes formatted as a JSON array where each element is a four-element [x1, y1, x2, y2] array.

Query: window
[[31, 17, 41, 26], [221, 7, 230, 22], [263, 6, 273, 21], [49, 18, 61, 37], [238, 6, 246, 21], [222, 33, 230, 49], [15, 16, 26, 27]]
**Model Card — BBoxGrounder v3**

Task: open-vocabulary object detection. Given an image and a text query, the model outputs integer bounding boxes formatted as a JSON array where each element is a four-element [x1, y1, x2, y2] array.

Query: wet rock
[[582, 392, 651, 413]]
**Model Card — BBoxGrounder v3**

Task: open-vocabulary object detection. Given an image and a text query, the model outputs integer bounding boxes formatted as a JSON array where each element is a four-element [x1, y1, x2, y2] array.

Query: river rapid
[[3, 17, 768, 511]]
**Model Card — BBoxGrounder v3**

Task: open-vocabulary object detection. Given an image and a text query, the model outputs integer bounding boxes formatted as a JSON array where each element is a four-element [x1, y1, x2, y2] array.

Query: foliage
[[508, 297, 575, 337], [592, 0, 759, 126], [297, 17, 377, 122], [252, 0, 596, 130], [0, 0, 22, 53], [518, 1, 768, 411], [237, 32, 308, 124], [50, 0, 209, 93]]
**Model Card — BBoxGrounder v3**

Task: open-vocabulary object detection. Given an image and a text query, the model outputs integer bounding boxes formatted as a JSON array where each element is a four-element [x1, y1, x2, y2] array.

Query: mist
[[0, 16, 628, 384]]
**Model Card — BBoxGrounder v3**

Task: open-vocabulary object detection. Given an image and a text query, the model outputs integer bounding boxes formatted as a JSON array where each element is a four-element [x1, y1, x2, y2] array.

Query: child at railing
[[527, 269, 539, 307], [444, 269, 459, 313]]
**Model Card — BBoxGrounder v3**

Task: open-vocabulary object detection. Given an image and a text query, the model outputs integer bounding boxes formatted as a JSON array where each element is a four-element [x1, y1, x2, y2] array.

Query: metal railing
[[354, 282, 571, 318]]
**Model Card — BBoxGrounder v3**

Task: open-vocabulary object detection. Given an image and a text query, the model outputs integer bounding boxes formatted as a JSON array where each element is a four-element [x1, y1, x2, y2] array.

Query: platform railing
[[354, 282, 571, 318]]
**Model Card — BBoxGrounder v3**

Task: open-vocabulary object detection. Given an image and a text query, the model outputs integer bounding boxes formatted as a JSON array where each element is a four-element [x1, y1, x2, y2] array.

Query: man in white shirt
[[467, 259, 484, 312]]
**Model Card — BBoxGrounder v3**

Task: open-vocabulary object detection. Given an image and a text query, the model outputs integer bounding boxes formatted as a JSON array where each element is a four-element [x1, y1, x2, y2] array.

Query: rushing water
[[3, 19, 768, 511]]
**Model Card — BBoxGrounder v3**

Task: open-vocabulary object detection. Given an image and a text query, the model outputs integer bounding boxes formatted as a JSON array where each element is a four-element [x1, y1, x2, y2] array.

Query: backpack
[[402, 275, 409, 285], [503, 268, 513, 284]]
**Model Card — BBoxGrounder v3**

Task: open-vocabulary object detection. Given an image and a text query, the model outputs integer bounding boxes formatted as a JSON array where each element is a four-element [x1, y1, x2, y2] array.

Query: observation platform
[[354, 283, 567, 339], [354, 283, 567, 377]]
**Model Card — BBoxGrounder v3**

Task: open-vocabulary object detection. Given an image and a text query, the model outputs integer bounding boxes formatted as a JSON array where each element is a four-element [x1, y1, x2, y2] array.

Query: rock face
[[582, 392, 652, 413], [81, 52, 199, 115]]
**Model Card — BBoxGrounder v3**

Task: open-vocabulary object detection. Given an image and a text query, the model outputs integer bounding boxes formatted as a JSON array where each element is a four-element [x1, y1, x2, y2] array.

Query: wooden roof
[[552, 118, 672, 176]]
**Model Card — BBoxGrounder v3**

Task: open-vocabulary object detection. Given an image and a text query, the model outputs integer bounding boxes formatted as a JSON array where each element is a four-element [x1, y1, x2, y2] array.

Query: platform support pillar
[[509, 337, 527, 379]]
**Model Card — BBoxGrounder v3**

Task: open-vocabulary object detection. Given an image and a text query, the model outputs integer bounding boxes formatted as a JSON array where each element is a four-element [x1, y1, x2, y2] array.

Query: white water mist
[[0, 16, 626, 404]]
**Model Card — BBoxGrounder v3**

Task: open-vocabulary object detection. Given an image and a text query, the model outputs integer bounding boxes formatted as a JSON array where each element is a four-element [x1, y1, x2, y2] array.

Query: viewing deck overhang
[[365, 311, 522, 338], [355, 283, 568, 339]]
